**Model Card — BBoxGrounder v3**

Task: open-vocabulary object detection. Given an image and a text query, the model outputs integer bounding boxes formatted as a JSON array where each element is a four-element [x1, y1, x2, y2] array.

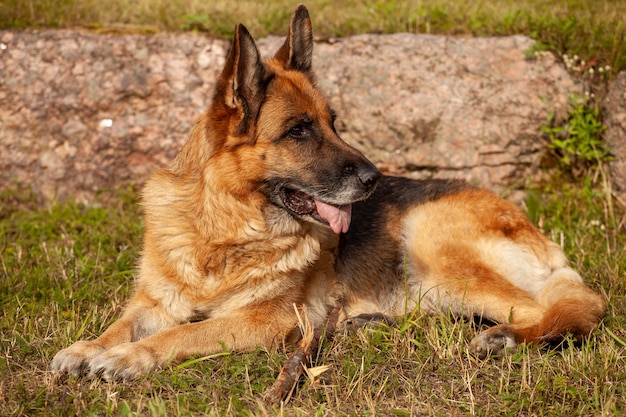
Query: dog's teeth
[[285, 190, 315, 214]]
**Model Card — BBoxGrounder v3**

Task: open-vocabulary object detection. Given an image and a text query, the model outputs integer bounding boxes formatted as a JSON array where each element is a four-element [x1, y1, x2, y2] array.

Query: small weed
[[542, 95, 612, 177]]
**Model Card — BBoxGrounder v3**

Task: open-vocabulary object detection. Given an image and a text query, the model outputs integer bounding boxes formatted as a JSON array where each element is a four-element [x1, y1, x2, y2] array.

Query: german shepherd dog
[[51, 5, 606, 380]]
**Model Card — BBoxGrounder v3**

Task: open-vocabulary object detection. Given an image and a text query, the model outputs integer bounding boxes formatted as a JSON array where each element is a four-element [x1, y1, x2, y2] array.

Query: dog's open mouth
[[283, 188, 352, 234]]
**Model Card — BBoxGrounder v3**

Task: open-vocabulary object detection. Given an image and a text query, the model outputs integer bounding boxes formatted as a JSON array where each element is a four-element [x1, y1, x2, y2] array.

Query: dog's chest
[[184, 231, 323, 315]]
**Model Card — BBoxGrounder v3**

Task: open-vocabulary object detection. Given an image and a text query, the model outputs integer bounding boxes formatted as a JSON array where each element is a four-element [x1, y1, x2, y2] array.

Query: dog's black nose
[[358, 164, 382, 191]]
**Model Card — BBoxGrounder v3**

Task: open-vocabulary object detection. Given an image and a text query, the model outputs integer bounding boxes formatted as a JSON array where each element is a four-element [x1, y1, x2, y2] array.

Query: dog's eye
[[288, 125, 307, 139]]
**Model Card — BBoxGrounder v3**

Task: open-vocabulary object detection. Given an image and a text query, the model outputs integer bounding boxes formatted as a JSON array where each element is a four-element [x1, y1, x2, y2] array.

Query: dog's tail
[[516, 267, 606, 344]]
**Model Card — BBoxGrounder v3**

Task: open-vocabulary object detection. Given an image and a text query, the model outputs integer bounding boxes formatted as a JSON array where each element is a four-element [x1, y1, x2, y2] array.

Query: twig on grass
[[263, 305, 341, 403]]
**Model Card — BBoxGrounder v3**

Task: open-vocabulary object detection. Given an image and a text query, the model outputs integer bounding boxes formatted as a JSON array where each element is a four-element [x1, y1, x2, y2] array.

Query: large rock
[[0, 30, 228, 202], [603, 71, 626, 204], [0, 30, 581, 202], [308, 34, 579, 188]]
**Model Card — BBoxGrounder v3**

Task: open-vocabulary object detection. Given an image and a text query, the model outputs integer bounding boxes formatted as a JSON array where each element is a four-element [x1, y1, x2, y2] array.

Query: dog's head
[[207, 5, 381, 234]]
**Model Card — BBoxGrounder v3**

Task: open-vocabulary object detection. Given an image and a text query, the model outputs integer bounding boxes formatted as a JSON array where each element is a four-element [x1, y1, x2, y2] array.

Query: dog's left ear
[[274, 4, 315, 82]]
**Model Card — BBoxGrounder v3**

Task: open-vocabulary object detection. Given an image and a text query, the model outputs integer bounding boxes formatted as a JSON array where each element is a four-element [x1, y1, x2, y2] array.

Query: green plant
[[542, 95, 612, 176]]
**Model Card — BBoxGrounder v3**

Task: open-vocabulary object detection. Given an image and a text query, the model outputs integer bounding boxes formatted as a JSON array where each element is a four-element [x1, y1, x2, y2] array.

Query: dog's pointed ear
[[274, 4, 315, 82], [216, 23, 269, 136]]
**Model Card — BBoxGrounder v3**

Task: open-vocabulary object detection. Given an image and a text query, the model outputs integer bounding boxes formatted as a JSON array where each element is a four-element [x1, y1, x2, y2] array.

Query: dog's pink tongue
[[314, 200, 352, 234]]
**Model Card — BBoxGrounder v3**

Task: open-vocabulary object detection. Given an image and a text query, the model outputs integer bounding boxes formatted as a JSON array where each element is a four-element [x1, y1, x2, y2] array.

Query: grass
[[1, 0, 625, 415], [1, 173, 625, 416], [1, 0, 625, 74]]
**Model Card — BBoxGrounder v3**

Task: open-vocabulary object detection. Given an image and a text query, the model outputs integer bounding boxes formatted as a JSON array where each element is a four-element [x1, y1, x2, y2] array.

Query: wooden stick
[[263, 305, 341, 403]]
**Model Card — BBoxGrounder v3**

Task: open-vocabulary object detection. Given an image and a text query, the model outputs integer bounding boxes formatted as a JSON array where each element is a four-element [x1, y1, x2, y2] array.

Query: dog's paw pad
[[469, 328, 517, 359]]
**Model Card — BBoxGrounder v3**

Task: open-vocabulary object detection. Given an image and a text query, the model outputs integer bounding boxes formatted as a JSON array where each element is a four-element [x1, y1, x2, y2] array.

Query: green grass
[[1, 0, 625, 74], [1, 175, 625, 416]]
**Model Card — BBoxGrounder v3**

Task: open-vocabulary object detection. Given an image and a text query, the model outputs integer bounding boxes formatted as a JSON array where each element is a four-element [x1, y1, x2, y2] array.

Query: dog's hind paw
[[469, 326, 517, 359]]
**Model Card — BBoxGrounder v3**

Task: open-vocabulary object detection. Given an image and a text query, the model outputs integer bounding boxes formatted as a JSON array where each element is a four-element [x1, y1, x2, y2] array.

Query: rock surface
[[0, 29, 604, 203], [1, 30, 228, 202], [603, 71, 626, 204]]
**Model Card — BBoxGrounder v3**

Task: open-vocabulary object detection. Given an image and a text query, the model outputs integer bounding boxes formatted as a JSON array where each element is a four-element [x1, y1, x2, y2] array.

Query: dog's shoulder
[[338, 176, 473, 263], [374, 176, 473, 208], [350, 176, 473, 226]]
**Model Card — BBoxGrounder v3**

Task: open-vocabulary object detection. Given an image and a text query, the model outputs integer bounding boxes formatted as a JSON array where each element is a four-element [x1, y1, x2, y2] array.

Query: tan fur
[[51, 6, 606, 380]]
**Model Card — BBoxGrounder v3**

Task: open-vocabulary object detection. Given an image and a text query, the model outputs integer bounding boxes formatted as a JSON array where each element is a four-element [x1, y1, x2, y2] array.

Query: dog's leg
[[400, 189, 605, 357], [412, 249, 548, 357], [50, 289, 181, 376], [468, 266, 605, 358], [85, 307, 296, 380], [405, 240, 605, 358], [402, 241, 605, 357], [53, 274, 305, 379]]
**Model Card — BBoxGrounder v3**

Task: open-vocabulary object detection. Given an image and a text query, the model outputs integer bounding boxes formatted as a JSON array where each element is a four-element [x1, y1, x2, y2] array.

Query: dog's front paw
[[344, 313, 395, 328], [89, 342, 160, 380], [469, 327, 517, 359], [50, 340, 105, 376]]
